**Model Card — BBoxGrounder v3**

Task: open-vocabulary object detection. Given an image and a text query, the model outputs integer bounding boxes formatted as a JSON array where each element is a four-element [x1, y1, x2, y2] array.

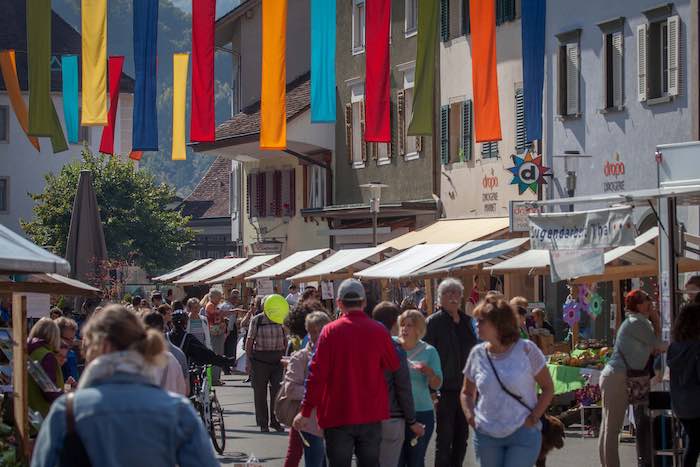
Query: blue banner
[[521, 0, 545, 142], [61, 55, 79, 144], [132, 0, 159, 151], [310, 0, 336, 123]]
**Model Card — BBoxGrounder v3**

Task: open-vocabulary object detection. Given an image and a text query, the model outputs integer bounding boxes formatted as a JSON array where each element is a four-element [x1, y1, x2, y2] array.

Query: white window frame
[[352, 0, 366, 55], [602, 30, 624, 110], [308, 165, 327, 209], [405, 0, 418, 37], [0, 177, 9, 213], [0, 105, 9, 143], [402, 67, 420, 161], [350, 83, 366, 169], [638, 12, 680, 103]]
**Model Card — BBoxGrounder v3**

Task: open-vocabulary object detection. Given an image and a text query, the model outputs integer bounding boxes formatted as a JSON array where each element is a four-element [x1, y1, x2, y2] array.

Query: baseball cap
[[151, 290, 163, 299], [337, 279, 366, 302]]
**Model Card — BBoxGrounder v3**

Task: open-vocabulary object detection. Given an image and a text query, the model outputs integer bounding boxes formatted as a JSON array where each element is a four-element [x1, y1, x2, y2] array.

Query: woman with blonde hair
[[31, 305, 218, 467], [27, 318, 64, 416]]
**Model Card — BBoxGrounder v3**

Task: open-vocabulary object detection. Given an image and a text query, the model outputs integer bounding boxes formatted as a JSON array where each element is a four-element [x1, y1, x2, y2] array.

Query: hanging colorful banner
[[0, 51, 40, 151], [364, 0, 391, 142], [407, 0, 438, 136], [133, 0, 159, 151], [521, 0, 546, 142], [469, 0, 502, 142], [61, 55, 79, 144], [172, 53, 189, 161], [99, 56, 125, 155], [26, 0, 68, 153], [190, 0, 215, 142], [81, 0, 108, 125], [310, 0, 336, 123], [260, 0, 287, 149]]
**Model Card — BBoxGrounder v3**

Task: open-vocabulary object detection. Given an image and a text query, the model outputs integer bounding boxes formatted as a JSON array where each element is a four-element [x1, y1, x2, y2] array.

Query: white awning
[[527, 184, 700, 208], [152, 258, 213, 283], [246, 249, 330, 280], [486, 249, 550, 274], [355, 243, 462, 280], [379, 217, 510, 250], [0, 224, 70, 275], [603, 227, 658, 265], [288, 247, 387, 282], [0, 273, 100, 295], [207, 255, 280, 284], [413, 239, 529, 277], [174, 258, 247, 285]]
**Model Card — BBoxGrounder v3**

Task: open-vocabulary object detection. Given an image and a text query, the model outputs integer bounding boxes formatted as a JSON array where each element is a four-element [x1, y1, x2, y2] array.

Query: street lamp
[[360, 182, 388, 246]]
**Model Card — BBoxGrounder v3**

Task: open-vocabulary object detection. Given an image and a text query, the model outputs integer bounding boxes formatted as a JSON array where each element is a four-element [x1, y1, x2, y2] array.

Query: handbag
[[619, 350, 651, 405], [485, 350, 552, 435], [59, 392, 91, 467], [274, 384, 302, 427]]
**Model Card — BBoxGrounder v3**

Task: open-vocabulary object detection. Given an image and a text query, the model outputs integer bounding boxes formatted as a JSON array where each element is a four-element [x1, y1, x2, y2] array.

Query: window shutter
[[495, 0, 502, 25], [464, 100, 473, 161], [360, 100, 367, 162], [667, 15, 680, 97], [257, 172, 266, 218], [505, 0, 515, 22], [415, 136, 423, 153], [637, 23, 648, 102], [462, 0, 470, 35], [612, 31, 623, 108], [515, 88, 526, 151], [566, 42, 580, 115], [370, 143, 378, 160], [345, 103, 353, 163], [397, 90, 406, 156], [440, 105, 449, 164], [389, 99, 396, 159], [441, 0, 449, 42], [246, 173, 252, 217]]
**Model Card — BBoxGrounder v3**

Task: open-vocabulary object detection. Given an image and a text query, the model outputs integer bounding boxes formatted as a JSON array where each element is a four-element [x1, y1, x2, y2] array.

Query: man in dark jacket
[[168, 310, 234, 375], [372, 301, 424, 467], [424, 278, 477, 467]]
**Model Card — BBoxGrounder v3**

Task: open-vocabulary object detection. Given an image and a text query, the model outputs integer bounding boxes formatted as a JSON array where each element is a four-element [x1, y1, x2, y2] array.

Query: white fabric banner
[[529, 206, 635, 250], [549, 248, 604, 282]]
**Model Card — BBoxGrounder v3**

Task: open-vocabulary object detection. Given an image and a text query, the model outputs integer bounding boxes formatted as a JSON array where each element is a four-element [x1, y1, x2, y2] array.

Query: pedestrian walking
[[461, 299, 554, 467], [397, 309, 442, 467], [224, 289, 244, 360], [186, 297, 212, 349], [56, 317, 79, 385], [27, 318, 64, 417], [168, 310, 234, 376], [424, 278, 477, 467], [372, 301, 424, 467], [143, 311, 188, 396], [286, 284, 301, 307], [667, 302, 700, 467], [293, 278, 400, 467], [599, 290, 667, 467], [205, 289, 228, 385], [30, 305, 219, 467], [246, 296, 288, 432]]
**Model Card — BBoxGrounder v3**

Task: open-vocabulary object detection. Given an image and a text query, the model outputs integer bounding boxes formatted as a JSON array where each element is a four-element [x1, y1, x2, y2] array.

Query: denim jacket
[[31, 371, 219, 467]]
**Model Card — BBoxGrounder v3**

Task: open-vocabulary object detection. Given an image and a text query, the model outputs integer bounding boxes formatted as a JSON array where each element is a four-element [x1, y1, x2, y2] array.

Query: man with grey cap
[[293, 279, 400, 467]]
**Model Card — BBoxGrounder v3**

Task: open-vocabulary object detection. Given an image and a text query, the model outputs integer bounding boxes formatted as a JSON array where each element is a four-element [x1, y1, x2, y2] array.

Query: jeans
[[435, 390, 469, 467], [250, 357, 283, 429], [210, 333, 226, 384], [399, 410, 435, 467], [302, 431, 327, 467], [224, 328, 237, 360], [324, 422, 381, 467], [380, 418, 405, 467], [474, 425, 542, 467], [680, 418, 700, 467]]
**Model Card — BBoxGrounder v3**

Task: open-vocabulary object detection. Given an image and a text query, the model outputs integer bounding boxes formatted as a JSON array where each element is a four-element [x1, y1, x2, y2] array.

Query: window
[[603, 31, 624, 109], [306, 165, 327, 209], [397, 68, 421, 161], [344, 83, 366, 168], [246, 169, 296, 218], [0, 106, 8, 143], [556, 30, 581, 117], [638, 15, 680, 102], [515, 88, 526, 152], [440, 100, 473, 164], [441, 0, 470, 42], [405, 0, 417, 36], [495, 0, 516, 26], [352, 0, 366, 54], [0, 177, 8, 213], [481, 141, 499, 159]]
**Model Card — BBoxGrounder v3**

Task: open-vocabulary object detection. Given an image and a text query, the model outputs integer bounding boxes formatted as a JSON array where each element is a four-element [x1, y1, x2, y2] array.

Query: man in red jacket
[[293, 279, 400, 466]]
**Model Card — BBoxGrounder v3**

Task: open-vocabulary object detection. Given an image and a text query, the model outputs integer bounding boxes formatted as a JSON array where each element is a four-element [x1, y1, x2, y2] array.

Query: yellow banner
[[81, 0, 108, 125], [172, 53, 189, 161], [0, 51, 40, 151], [260, 0, 287, 150]]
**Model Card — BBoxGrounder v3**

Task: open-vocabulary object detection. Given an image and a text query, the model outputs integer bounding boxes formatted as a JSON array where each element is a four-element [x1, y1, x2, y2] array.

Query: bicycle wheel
[[209, 395, 226, 454]]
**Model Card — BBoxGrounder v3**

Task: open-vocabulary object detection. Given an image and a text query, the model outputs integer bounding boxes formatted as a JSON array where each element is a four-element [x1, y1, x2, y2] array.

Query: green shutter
[[495, 0, 503, 26], [481, 141, 499, 159], [441, 0, 450, 42], [463, 100, 473, 161], [440, 105, 450, 164], [506, 0, 516, 22], [462, 0, 470, 35], [496, 0, 515, 26], [515, 88, 526, 152]]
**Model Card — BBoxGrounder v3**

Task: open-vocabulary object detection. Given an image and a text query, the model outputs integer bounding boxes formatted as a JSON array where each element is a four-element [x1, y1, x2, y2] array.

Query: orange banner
[[260, 0, 287, 150], [0, 51, 40, 151], [470, 0, 502, 142]]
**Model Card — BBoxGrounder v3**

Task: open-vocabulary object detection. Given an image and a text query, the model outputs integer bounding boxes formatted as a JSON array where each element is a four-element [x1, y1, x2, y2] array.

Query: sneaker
[[260, 427, 270, 433], [243, 377, 251, 383], [271, 423, 284, 433]]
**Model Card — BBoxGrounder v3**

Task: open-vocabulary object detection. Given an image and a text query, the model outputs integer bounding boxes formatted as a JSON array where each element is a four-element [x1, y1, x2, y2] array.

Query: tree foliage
[[22, 151, 195, 274]]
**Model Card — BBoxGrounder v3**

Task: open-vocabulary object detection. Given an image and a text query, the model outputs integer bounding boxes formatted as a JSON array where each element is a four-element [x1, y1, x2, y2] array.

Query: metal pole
[[372, 210, 378, 247]]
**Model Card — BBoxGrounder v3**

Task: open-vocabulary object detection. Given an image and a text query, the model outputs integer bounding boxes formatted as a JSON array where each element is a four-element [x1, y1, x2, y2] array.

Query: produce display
[[548, 341, 611, 370]]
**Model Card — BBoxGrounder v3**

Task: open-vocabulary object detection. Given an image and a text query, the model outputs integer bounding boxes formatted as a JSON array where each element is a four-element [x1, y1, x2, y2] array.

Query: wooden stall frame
[[11, 294, 28, 461]]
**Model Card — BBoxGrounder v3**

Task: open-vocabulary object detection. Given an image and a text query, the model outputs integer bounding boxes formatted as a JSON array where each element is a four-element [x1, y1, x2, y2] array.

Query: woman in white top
[[185, 298, 211, 350], [461, 299, 554, 467]]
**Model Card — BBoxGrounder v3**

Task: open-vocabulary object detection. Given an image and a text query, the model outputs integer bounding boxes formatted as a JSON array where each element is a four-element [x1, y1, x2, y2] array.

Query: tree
[[22, 150, 195, 274]]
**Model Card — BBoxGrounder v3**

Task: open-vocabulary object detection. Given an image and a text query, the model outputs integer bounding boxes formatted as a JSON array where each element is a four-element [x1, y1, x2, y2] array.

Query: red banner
[[364, 0, 391, 142], [99, 56, 125, 155], [190, 0, 215, 142]]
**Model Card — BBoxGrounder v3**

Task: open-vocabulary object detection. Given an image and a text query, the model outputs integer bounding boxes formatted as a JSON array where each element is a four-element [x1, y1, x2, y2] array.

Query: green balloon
[[264, 294, 290, 324]]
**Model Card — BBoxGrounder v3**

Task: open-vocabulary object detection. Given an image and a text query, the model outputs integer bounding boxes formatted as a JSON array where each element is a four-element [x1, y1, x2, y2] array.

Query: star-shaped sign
[[507, 150, 552, 195]]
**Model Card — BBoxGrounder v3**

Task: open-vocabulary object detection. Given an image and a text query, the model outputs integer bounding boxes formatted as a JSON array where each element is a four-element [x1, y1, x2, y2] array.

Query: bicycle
[[189, 364, 226, 454]]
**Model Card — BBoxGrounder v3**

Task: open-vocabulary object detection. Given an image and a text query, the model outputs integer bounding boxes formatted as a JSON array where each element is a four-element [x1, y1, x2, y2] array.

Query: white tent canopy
[[486, 249, 549, 274], [355, 243, 462, 280], [152, 258, 213, 283], [288, 247, 387, 282], [0, 224, 70, 275], [174, 258, 247, 285], [413, 239, 528, 277], [247, 249, 330, 280], [207, 255, 280, 284]]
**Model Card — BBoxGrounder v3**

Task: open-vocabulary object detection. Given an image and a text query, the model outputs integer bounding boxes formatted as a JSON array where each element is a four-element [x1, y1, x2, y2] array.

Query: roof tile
[[180, 157, 231, 219]]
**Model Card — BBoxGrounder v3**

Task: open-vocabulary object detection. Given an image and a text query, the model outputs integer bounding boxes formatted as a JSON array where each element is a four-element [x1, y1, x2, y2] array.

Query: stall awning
[[247, 249, 330, 280], [380, 217, 510, 251], [152, 258, 213, 283], [288, 247, 388, 282], [0, 273, 100, 295], [526, 184, 700, 208], [355, 243, 462, 280], [486, 249, 549, 275], [174, 258, 247, 285], [0, 224, 70, 275], [207, 255, 280, 284], [412, 239, 529, 278]]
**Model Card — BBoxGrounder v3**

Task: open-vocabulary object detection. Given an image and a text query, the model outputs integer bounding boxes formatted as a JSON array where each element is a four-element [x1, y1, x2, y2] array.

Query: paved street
[[215, 374, 636, 466]]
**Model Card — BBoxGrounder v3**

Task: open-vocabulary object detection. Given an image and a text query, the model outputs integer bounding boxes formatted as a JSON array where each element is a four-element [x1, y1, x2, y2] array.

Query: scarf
[[78, 350, 158, 389]]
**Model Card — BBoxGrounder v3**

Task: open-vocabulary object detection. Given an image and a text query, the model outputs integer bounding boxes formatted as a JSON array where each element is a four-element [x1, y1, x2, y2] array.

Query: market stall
[[206, 255, 280, 286], [246, 249, 330, 293], [172, 257, 247, 286], [151, 258, 213, 283], [287, 246, 388, 284]]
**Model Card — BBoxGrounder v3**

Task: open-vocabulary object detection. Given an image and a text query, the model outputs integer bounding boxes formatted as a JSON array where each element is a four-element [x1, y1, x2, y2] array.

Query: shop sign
[[528, 206, 635, 250], [509, 201, 541, 232], [507, 149, 551, 195], [256, 279, 274, 295], [481, 170, 499, 213], [251, 241, 283, 254], [603, 154, 626, 193]]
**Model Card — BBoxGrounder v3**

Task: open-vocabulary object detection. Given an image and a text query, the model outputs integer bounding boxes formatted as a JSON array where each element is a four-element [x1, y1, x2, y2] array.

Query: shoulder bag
[[59, 392, 92, 467], [619, 350, 651, 405]]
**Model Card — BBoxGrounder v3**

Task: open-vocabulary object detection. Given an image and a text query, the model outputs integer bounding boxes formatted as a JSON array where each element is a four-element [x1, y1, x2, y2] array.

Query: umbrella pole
[[11, 294, 29, 460]]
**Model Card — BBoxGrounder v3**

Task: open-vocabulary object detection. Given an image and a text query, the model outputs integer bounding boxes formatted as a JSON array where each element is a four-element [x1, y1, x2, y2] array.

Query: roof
[[180, 157, 231, 219], [0, 0, 135, 93], [246, 248, 330, 280], [152, 258, 213, 282], [380, 217, 510, 251], [0, 223, 70, 275], [355, 243, 463, 280], [288, 247, 387, 282], [207, 254, 280, 284], [173, 258, 247, 285]]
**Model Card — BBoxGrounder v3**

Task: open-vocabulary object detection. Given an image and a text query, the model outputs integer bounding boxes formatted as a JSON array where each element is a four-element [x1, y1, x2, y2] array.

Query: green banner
[[407, 0, 438, 136]]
